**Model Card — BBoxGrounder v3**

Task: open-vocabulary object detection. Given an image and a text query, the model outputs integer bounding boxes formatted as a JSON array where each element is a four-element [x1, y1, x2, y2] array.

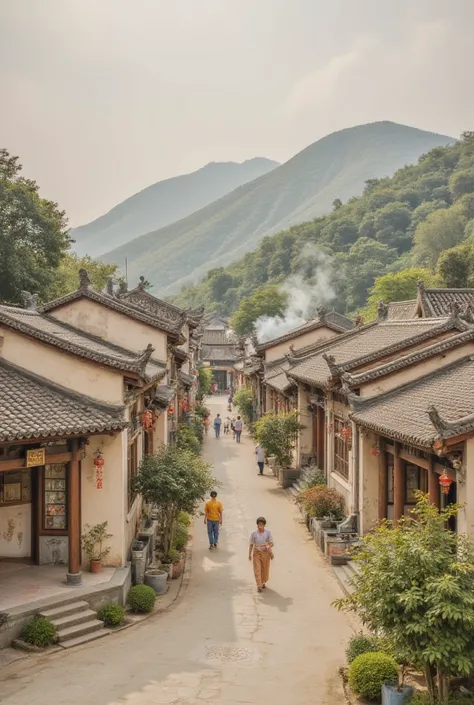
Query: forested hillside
[[72, 158, 279, 258], [102, 122, 454, 293], [172, 133, 474, 324]]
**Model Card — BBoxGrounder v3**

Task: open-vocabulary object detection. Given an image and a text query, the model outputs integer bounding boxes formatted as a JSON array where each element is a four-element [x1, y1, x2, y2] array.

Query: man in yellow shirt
[[204, 491, 223, 549]]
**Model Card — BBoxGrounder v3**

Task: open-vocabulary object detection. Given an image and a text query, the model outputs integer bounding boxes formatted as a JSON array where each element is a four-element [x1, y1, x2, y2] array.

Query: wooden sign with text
[[26, 448, 46, 467]]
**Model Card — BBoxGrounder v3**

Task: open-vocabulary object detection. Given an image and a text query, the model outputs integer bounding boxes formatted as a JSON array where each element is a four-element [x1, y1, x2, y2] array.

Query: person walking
[[204, 491, 223, 549], [203, 415, 210, 436], [230, 417, 236, 439], [213, 413, 222, 438], [255, 443, 265, 475], [234, 416, 243, 443], [248, 517, 274, 592], [227, 395, 233, 412]]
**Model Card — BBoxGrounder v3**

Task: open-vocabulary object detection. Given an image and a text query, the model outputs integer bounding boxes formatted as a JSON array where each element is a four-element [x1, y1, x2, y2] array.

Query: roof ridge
[[256, 313, 354, 350], [345, 329, 474, 385], [0, 357, 125, 416], [349, 354, 474, 413], [424, 287, 474, 293]]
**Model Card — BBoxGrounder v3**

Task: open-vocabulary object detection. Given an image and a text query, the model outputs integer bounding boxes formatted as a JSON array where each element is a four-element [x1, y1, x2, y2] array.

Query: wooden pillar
[[67, 438, 82, 585], [378, 440, 388, 521], [318, 406, 325, 471], [428, 456, 440, 510], [393, 442, 404, 525]]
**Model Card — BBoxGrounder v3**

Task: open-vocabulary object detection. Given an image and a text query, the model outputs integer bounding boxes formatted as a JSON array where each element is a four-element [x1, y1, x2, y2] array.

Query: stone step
[[50, 609, 98, 630], [39, 601, 90, 620], [56, 619, 104, 643], [60, 628, 111, 650], [332, 563, 356, 596]]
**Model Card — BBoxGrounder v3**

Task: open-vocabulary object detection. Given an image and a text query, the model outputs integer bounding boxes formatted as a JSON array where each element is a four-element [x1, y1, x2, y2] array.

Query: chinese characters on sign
[[96, 467, 103, 490], [26, 448, 46, 467]]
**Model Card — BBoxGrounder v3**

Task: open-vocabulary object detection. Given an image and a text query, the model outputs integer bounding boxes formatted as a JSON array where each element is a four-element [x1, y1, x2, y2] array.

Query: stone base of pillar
[[66, 572, 83, 586]]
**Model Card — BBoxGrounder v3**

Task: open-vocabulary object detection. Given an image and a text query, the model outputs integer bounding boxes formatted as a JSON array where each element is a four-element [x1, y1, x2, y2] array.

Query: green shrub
[[167, 548, 181, 564], [178, 511, 191, 526], [348, 652, 398, 701], [21, 617, 56, 647], [303, 470, 327, 488], [173, 522, 189, 551], [177, 425, 200, 455], [127, 585, 156, 613], [296, 485, 345, 520], [190, 415, 204, 443], [98, 603, 125, 627], [346, 633, 380, 664]]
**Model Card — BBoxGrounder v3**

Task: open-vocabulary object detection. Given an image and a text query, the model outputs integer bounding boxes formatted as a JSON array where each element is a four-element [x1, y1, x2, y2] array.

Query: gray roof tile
[[0, 359, 127, 442], [201, 344, 239, 362], [386, 300, 417, 320], [350, 356, 474, 447], [256, 310, 354, 351], [419, 286, 474, 318], [122, 283, 204, 329]]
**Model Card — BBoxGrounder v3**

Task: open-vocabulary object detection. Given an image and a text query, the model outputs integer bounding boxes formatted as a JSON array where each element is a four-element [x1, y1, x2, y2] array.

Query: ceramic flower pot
[[144, 569, 168, 595], [90, 559, 102, 573]]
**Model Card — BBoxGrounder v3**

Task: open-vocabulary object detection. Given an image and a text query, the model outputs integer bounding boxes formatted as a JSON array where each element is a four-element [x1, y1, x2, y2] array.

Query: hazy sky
[[2, 0, 473, 226]]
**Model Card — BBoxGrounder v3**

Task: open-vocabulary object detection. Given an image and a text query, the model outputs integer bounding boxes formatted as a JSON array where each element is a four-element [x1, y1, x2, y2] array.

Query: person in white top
[[234, 416, 243, 443], [248, 517, 274, 592], [255, 444, 264, 475]]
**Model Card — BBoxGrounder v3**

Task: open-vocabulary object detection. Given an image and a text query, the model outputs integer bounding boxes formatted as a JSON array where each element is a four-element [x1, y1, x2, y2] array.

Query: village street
[[0, 397, 355, 705]]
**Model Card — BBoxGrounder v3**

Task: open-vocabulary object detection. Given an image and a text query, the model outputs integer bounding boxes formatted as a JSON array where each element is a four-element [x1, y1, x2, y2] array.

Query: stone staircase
[[39, 601, 110, 649], [285, 466, 315, 500]]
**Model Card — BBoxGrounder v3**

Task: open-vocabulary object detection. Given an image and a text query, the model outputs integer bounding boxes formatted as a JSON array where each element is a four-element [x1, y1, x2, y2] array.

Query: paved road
[[0, 397, 355, 705]]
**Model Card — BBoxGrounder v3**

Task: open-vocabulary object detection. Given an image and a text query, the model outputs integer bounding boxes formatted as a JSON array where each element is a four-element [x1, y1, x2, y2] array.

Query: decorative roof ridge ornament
[[340, 374, 364, 411], [322, 353, 341, 378], [106, 278, 114, 296], [316, 305, 326, 322], [446, 301, 461, 327], [118, 280, 128, 295], [377, 300, 389, 322], [136, 343, 155, 374], [78, 268, 92, 291], [138, 275, 147, 291], [20, 291, 38, 312], [250, 332, 259, 349], [417, 280, 425, 292], [460, 302, 474, 325]]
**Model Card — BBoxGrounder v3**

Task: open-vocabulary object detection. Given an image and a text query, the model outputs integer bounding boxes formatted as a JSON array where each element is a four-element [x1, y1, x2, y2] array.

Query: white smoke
[[255, 246, 338, 343]]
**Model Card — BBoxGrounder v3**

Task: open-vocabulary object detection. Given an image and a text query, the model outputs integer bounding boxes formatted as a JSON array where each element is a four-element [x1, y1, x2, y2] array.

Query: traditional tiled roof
[[0, 358, 127, 442], [242, 360, 262, 376], [386, 300, 417, 320], [264, 360, 295, 393], [417, 282, 474, 318], [121, 278, 203, 329], [201, 329, 237, 345], [153, 385, 175, 408], [178, 370, 194, 387], [256, 309, 354, 351], [41, 270, 184, 340], [343, 328, 474, 386], [350, 356, 474, 447], [0, 305, 166, 382], [287, 317, 462, 388], [201, 344, 240, 362]]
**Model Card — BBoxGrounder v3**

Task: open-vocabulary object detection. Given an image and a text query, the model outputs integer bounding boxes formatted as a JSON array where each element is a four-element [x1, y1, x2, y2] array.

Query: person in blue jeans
[[204, 491, 223, 549], [214, 414, 222, 438], [234, 416, 243, 443]]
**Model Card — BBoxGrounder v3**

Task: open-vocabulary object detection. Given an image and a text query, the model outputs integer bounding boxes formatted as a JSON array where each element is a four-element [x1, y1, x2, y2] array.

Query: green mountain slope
[[101, 122, 454, 294], [71, 158, 279, 258], [172, 132, 474, 320]]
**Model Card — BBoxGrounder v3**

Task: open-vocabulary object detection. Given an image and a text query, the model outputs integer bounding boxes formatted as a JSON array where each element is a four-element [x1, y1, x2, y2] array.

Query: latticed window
[[333, 417, 349, 480], [128, 401, 139, 508]]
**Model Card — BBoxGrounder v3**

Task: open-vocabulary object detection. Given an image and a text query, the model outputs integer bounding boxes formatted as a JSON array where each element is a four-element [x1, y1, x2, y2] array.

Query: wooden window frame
[[333, 417, 349, 481]]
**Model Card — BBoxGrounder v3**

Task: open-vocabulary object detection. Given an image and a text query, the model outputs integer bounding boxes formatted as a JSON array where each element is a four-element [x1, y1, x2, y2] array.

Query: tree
[[449, 168, 474, 201], [254, 411, 304, 467], [197, 367, 213, 401], [45, 253, 121, 300], [413, 208, 467, 268], [437, 243, 474, 288], [0, 149, 70, 303], [332, 198, 343, 211], [206, 267, 235, 300], [233, 388, 255, 424], [230, 286, 287, 336], [333, 495, 474, 704], [360, 267, 438, 320], [132, 445, 215, 555]]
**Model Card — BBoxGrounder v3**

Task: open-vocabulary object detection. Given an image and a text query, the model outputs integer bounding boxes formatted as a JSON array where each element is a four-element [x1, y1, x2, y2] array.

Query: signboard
[[26, 448, 46, 467]]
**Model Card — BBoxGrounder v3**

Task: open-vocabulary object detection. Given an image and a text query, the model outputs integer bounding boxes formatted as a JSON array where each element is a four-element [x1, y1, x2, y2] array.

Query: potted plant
[[81, 522, 112, 572], [144, 568, 168, 595], [381, 664, 414, 705], [253, 411, 304, 487]]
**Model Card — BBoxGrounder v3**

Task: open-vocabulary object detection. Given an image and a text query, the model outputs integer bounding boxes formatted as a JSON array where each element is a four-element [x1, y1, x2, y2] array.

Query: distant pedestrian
[[255, 443, 264, 475], [234, 416, 243, 443], [203, 415, 210, 436], [230, 417, 236, 439], [249, 517, 274, 592], [227, 395, 233, 412], [214, 413, 222, 438], [204, 491, 223, 549]]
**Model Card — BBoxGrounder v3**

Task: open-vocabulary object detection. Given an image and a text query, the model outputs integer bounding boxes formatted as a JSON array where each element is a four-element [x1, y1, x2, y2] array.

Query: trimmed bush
[[21, 617, 56, 647], [178, 511, 191, 526], [98, 603, 125, 627], [348, 652, 398, 701], [167, 548, 181, 564], [296, 485, 345, 520], [127, 585, 156, 613], [173, 522, 189, 551], [346, 633, 380, 664]]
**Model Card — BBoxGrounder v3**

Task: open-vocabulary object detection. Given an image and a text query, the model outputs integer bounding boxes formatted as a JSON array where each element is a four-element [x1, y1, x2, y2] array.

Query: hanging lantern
[[94, 450, 104, 490], [371, 444, 381, 457], [93, 450, 104, 469], [340, 425, 351, 441], [168, 404, 175, 415], [439, 470, 453, 495], [141, 410, 153, 429]]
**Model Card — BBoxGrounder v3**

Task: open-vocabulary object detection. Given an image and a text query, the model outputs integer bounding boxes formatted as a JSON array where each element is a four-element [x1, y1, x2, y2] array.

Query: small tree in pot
[[254, 411, 304, 468], [132, 445, 216, 556], [81, 522, 112, 572]]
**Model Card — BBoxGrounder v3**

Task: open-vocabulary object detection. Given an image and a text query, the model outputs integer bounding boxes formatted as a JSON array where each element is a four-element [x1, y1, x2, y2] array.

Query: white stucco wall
[[457, 437, 474, 537], [0, 504, 31, 558], [264, 327, 338, 364], [359, 431, 379, 534], [0, 327, 124, 405], [49, 298, 168, 361]]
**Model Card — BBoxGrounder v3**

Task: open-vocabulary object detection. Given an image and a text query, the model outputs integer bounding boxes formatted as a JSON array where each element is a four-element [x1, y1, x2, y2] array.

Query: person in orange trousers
[[248, 517, 274, 592]]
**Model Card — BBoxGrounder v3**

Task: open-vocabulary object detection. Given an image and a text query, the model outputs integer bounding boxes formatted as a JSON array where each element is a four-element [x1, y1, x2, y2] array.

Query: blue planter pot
[[381, 684, 414, 705]]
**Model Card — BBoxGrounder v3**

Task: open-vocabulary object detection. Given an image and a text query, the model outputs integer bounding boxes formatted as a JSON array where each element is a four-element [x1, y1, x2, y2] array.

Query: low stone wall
[[0, 565, 131, 650]]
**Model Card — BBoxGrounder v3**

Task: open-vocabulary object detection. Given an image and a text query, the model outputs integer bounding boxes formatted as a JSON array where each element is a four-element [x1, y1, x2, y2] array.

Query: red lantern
[[94, 450, 104, 490], [340, 426, 351, 441], [168, 404, 175, 415], [371, 445, 381, 457], [439, 470, 453, 495], [93, 451, 104, 469], [141, 410, 153, 429]]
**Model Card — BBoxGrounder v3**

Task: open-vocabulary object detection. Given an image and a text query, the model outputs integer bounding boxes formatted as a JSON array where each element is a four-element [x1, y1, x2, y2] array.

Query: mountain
[[71, 158, 279, 258], [101, 122, 455, 294], [172, 132, 474, 322]]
